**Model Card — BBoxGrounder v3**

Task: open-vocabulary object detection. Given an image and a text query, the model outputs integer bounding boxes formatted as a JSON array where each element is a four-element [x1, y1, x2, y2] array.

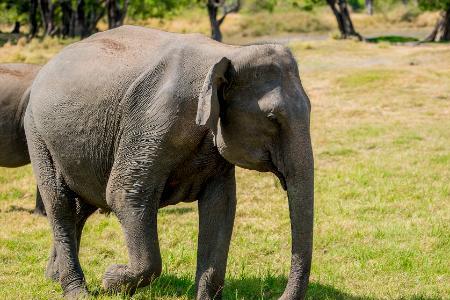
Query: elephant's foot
[[102, 264, 161, 294], [63, 286, 89, 299], [196, 279, 224, 300], [196, 289, 223, 300]]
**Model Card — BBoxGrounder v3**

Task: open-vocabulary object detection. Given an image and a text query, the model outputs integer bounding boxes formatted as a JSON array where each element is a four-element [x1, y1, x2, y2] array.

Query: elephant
[[25, 25, 314, 299], [0, 63, 46, 216]]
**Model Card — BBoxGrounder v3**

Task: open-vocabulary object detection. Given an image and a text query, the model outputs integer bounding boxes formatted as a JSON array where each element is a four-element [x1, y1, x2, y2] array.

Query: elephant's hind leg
[[46, 200, 97, 282], [25, 113, 88, 298]]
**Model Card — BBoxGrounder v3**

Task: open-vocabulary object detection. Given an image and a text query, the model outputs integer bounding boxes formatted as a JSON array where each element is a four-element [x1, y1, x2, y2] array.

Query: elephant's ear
[[196, 57, 231, 136]]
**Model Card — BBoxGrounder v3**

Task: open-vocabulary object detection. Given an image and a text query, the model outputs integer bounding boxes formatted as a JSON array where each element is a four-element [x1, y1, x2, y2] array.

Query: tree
[[326, 0, 363, 40], [78, 0, 107, 37], [39, 0, 57, 36], [10, 21, 20, 33], [206, 0, 240, 42], [365, 0, 373, 15], [29, 0, 38, 38], [420, 0, 450, 42], [127, 0, 193, 19], [0, 0, 29, 34], [106, 0, 129, 29], [37, 0, 106, 38], [60, 0, 73, 37]]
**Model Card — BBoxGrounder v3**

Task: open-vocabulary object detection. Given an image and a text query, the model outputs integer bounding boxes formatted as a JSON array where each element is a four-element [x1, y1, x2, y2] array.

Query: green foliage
[[246, 0, 279, 12], [367, 35, 420, 43], [242, 0, 328, 13], [418, 0, 450, 11], [128, 0, 197, 19], [347, 0, 365, 11], [0, 0, 29, 24]]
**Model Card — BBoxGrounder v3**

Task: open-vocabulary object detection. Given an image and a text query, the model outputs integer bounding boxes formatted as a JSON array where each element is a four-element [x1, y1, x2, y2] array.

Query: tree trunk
[[327, 0, 363, 40], [74, 0, 88, 37], [60, 0, 73, 37], [29, 0, 39, 38], [39, 0, 57, 36], [365, 0, 373, 15], [86, 4, 105, 34], [423, 8, 450, 42], [106, 0, 129, 29], [206, 0, 240, 42], [207, 1, 222, 42], [11, 21, 20, 34]]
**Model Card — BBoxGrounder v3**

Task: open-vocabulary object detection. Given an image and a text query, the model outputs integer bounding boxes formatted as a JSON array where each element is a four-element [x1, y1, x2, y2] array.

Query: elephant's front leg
[[102, 177, 162, 294], [196, 166, 236, 300]]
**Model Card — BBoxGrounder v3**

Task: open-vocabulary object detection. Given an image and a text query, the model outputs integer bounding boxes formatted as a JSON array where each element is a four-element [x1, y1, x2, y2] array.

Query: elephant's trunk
[[276, 124, 314, 300]]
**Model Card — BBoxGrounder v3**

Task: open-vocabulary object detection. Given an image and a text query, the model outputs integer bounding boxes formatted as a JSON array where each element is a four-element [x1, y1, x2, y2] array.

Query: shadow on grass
[[4, 205, 34, 214], [133, 274, 440, 300], [0, 33, 9, 47], [68, 272, 446, 299], [366, 35, 419, 44], [159, 206, 194, 215], [136, 274, 444, 299], [0, 32, 25, 47]]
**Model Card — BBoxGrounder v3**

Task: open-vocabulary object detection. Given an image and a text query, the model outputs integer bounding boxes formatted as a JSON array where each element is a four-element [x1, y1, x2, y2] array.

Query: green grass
[[367, 36, 419, 43], [0, 37, 449, 299]]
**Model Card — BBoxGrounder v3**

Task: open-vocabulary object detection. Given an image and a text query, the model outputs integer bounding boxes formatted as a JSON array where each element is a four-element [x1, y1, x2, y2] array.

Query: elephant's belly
[[52, 154, 110, 209], [159, 179, 203, 208], [158, 139, 226, 208]]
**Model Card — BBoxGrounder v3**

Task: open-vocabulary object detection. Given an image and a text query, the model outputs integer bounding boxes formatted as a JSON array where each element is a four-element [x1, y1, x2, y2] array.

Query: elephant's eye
[[267, 112, 282, 129], [267, 113, 277, 122]]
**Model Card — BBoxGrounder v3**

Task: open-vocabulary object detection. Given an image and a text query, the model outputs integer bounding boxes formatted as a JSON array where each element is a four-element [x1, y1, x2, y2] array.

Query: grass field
[[0, 30, 449, 299]]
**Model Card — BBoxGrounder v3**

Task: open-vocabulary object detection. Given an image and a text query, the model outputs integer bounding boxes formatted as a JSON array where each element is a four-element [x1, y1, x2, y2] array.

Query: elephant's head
[[196, 44, 314, 299]]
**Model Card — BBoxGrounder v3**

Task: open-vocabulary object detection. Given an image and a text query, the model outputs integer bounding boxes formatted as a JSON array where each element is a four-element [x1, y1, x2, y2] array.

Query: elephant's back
[[26, 26, 239, 203], [29, 26, 167, 125], [0, 63, 40, 167], [0, 63, 40, 121], [28, 26, 233, 134], [27, 26, 178, 204]]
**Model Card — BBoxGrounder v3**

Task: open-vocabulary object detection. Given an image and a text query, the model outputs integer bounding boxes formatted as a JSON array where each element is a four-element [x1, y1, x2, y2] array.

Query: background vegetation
[[0, 0, 449, 41]]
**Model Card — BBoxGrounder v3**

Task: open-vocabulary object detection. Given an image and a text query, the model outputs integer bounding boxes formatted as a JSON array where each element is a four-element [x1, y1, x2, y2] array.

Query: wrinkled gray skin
[[0, 63, 46, 216], [25, 26, 314, 299]]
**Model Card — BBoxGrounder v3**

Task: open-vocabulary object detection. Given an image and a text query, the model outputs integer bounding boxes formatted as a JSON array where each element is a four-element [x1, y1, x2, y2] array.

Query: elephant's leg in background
[[102, 169, 163, 293], [33, 186, 46, 216], [195, 166, 236, 300], [46, 200, 97, 281], [25, 114, 88, 298]]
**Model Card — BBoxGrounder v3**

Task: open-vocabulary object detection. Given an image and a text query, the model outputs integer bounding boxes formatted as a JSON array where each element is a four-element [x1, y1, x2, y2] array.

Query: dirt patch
[[0, 66, 24, 77], [87, 38, 126, 53]]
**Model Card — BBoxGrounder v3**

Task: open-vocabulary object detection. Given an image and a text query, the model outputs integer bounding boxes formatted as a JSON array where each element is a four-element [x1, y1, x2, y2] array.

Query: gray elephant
[[25, 26, 314, 299], [0, 63, 46, 216]]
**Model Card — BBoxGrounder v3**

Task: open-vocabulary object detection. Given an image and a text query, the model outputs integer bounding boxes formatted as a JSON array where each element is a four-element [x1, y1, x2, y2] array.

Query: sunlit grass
[[0, 36, 449, 299]]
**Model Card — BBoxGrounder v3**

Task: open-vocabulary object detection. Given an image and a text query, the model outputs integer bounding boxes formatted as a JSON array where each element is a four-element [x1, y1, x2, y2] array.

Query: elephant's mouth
[[272, 168, 287, 191], [266, 151, 287, 191]]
